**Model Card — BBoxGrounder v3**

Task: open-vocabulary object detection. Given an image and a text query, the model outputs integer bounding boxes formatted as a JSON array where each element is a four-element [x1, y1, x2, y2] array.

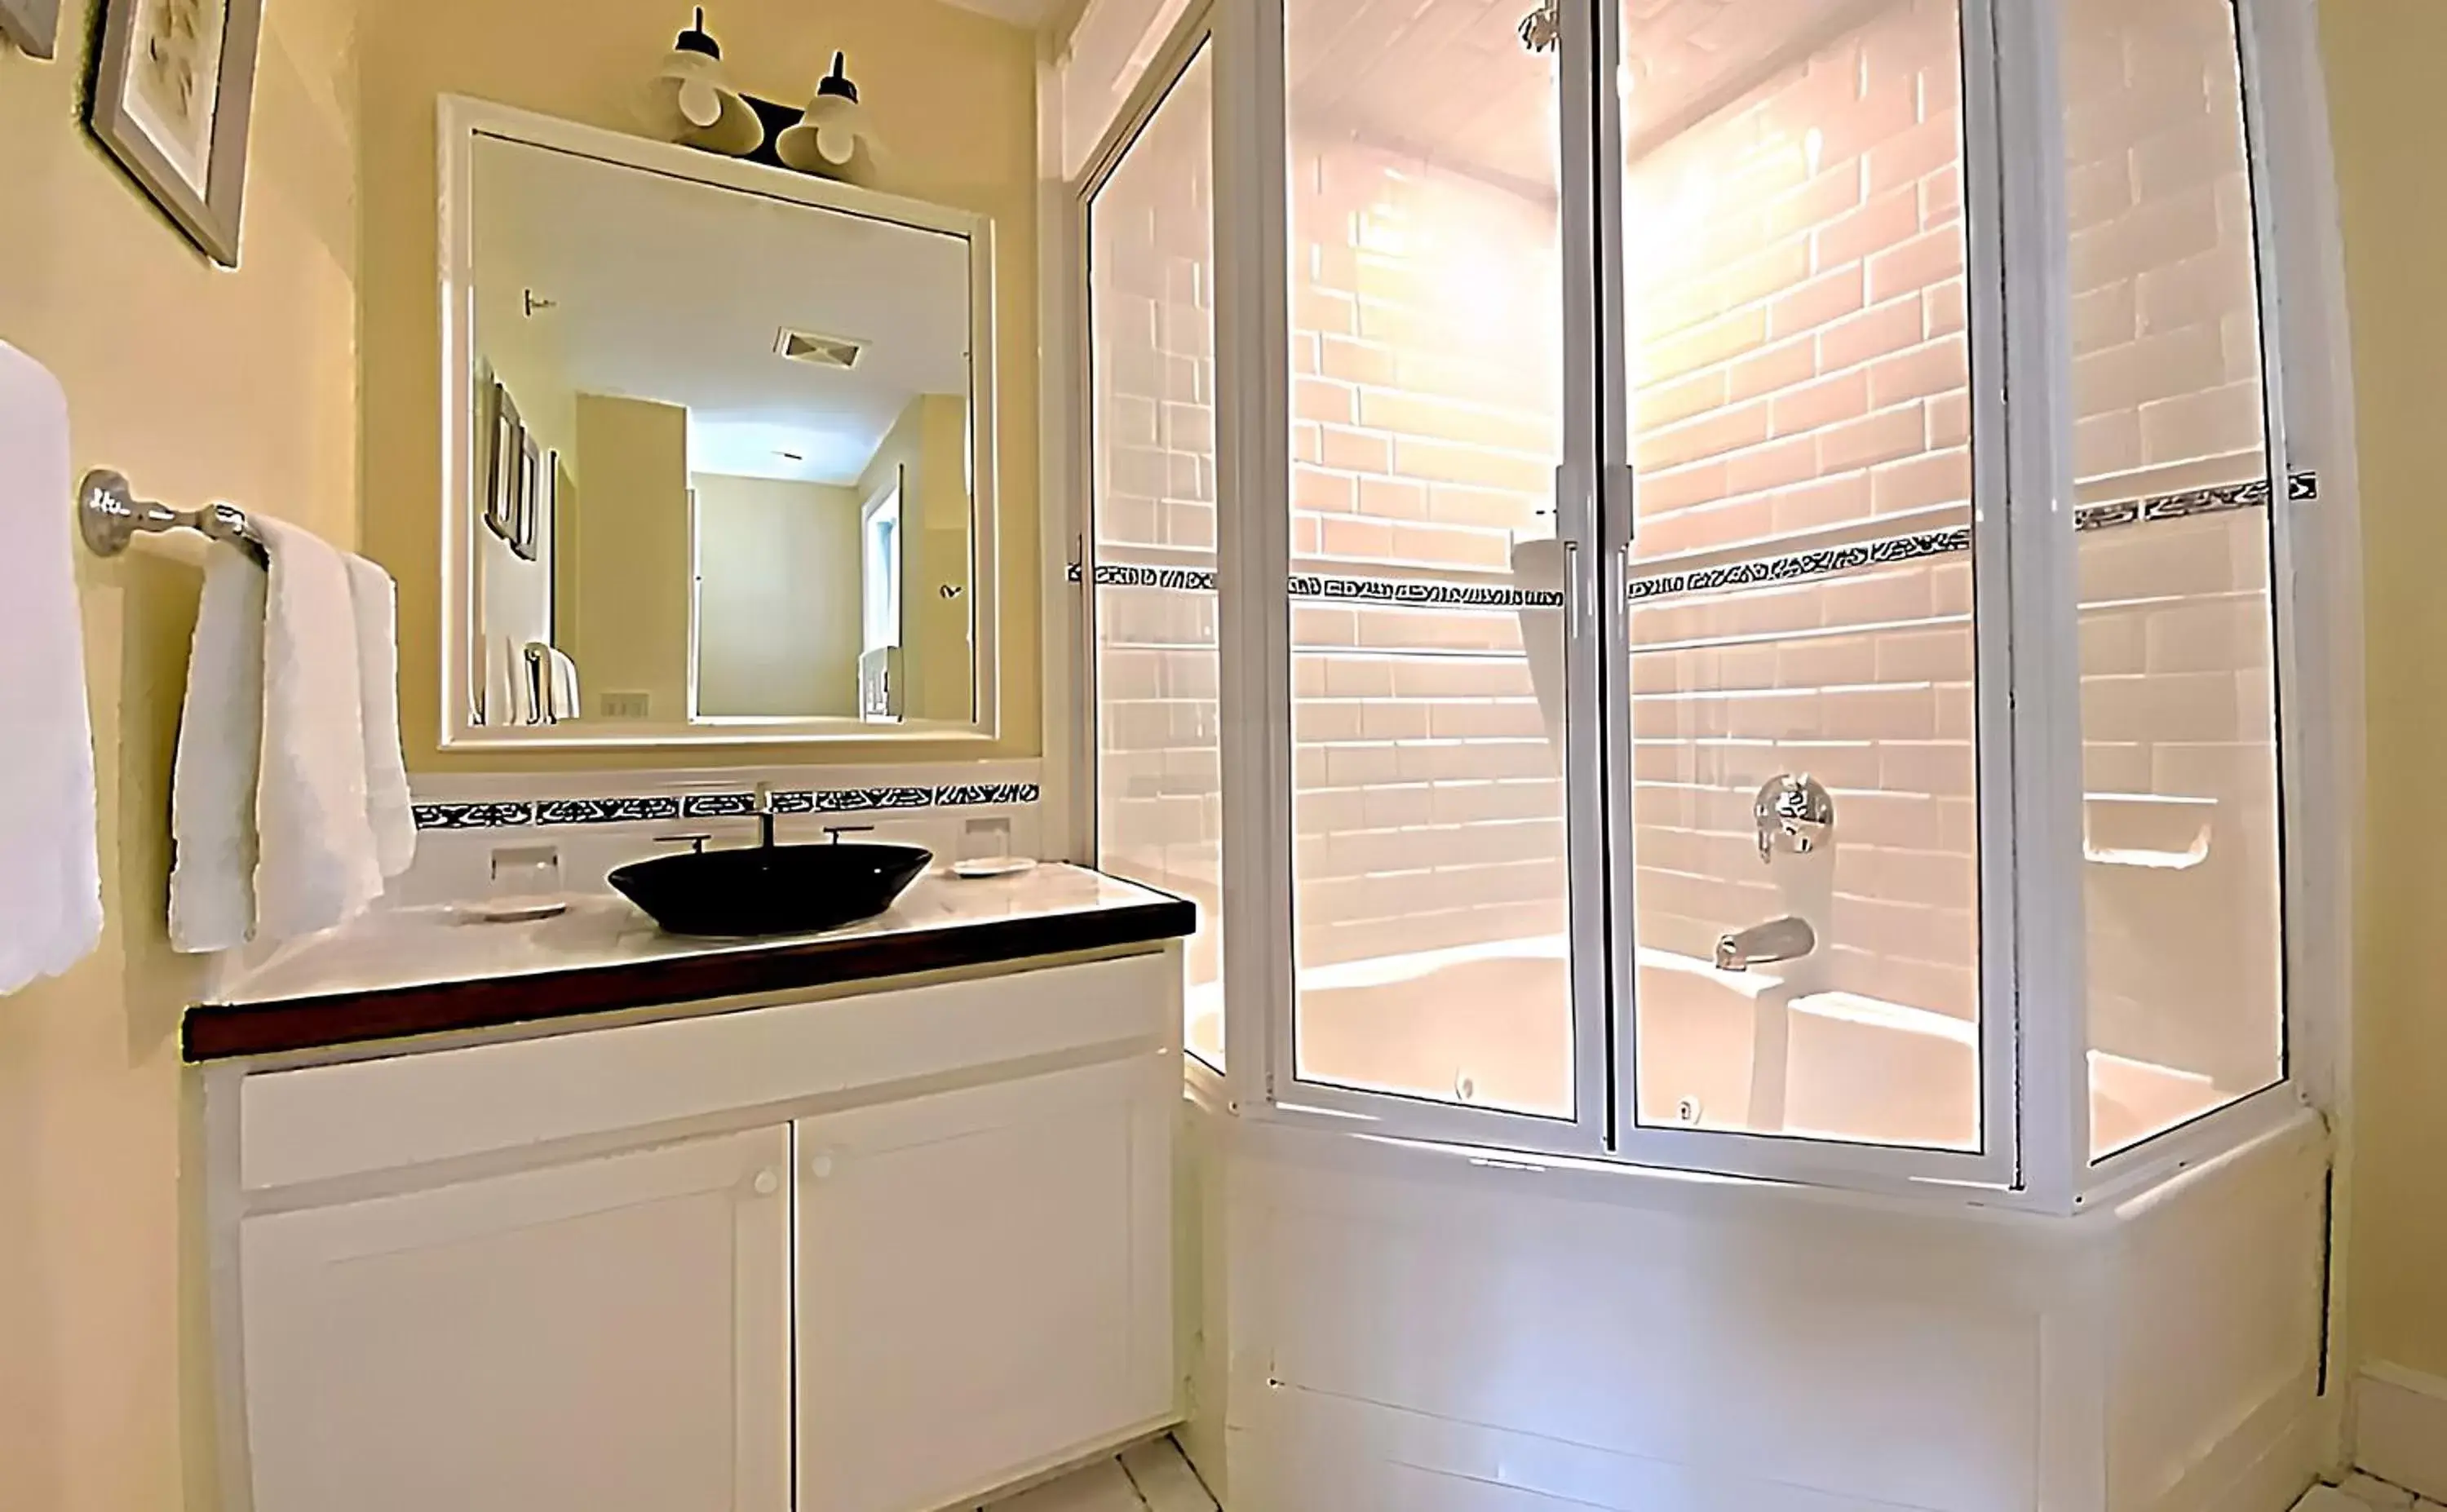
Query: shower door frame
[[1237, 0, 1617, 1158], [1592, 0, 2024, 1193]]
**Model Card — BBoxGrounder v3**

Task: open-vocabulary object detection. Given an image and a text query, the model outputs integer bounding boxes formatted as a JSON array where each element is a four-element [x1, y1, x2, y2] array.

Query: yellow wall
[[359, 0, 1042, 770], [693, 472, 862, 718], [0, 2, 361, 1508], [568, 394, 693, 722], [2325, 1, 2447, 1387], [471, 265, 579, 664]]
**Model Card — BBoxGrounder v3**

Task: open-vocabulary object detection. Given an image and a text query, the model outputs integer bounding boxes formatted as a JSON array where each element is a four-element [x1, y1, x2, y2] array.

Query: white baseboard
[[2358, 1363, 2447, 1501]]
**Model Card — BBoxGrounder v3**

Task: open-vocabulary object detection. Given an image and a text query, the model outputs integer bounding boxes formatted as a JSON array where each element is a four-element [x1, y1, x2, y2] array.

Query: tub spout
[[1715, 916, 1816, 972]]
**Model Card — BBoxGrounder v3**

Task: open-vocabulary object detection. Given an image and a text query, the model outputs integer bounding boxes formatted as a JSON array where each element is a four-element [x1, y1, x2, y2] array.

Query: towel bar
[[78, 469, 268, 565]]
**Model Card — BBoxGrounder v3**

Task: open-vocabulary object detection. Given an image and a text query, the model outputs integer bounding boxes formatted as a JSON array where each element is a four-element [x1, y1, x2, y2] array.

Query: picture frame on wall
[[88, 0, 266, 267], [511, 433, 544, 563], [0, 0, 61, 60], [484, 379, 522, 546]]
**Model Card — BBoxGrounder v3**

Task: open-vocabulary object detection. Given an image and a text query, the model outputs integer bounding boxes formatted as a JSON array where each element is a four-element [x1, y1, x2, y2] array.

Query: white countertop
[[206, 864, 1185, 1010]]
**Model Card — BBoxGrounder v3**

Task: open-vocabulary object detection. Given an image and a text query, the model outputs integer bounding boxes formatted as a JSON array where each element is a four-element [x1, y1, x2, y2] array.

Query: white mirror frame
[[436, 95, 1002, 749]]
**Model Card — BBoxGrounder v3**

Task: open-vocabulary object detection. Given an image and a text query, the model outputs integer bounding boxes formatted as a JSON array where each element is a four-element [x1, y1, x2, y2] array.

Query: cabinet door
[[240, 1125, 792, 1512], [796, 1054, 1176, 1512]]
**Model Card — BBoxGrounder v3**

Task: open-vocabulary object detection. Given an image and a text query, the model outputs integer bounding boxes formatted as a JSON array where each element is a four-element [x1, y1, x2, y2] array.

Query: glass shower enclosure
[[1077, 0, 2329, 1205]]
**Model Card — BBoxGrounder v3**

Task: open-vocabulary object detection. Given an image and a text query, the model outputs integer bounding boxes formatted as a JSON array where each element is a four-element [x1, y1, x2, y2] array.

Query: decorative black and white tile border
[[1079, 472, 2316, 610], [413, 783, 1042, 832], [1082, 563, 1219, 592], [2071, 471, 2314, 533], [1630, 525, 1974, 603], [1290, 572, 1565, 610], [1631, 472, 2314, 601], [1072, 561, 1567, 608]]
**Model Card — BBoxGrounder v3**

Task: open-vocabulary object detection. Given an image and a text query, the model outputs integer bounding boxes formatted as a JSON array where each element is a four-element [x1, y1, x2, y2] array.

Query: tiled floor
[[998, 1455, 2447, 1512], [981, 1438, 1218, 1512], [2298, 1474, 2447, 1511]]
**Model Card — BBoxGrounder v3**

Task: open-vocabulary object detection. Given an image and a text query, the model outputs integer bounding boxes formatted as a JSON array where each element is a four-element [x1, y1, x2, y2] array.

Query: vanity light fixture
[[641, 7, 765, 158], [775, 51, 886, 187]]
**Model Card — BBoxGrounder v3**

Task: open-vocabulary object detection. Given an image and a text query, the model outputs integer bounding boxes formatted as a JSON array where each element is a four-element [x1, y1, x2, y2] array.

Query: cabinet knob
[[752, 1169, 781, 1197], [807, 1152, 836, 1181]]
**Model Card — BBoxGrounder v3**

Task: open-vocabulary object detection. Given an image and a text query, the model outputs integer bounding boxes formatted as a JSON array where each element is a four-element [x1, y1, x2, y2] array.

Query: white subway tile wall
[[2065, 0, 2283, 1156], [1622, 0, 1975, 558], [1091, 46, 1227, 1067]]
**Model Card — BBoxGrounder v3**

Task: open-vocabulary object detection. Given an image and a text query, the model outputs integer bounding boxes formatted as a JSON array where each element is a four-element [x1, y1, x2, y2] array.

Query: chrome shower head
[[1519, 1, 1560, 53]]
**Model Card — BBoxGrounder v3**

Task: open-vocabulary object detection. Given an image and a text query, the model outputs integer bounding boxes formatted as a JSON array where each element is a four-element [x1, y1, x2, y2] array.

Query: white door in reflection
[[860, 478, 903, 722]]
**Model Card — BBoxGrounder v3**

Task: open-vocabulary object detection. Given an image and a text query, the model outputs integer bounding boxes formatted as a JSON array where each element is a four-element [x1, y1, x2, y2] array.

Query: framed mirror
[[439, 97, 998, 747]]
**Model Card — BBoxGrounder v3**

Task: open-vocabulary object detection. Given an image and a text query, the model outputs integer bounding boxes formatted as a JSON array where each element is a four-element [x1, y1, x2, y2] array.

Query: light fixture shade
[[640, 50, 765, 157], [776, 51, 884, 185]]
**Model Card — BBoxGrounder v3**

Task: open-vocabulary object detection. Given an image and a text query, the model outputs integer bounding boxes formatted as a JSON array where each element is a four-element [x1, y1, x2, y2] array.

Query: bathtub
[[1291, 936, 2228, 1152]]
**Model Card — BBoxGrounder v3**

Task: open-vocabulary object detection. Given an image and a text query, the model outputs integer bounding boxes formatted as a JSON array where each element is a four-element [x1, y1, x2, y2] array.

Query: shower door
[[1266, 0, 1613, 1151], [1596, 0, 2019, 1185]]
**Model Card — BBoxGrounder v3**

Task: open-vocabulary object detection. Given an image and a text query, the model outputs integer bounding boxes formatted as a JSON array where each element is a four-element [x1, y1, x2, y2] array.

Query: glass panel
[[2062, 0, 2284, 1158], [1089, 47, 1226, 1068], [1617, 0, 1983, 1150], [1285, 0, 1573, 1116]]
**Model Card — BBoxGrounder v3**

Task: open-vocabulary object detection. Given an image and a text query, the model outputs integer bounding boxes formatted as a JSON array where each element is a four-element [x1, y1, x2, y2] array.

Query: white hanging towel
[[168, 541, 270, 952], [172, 532, 418, 952], [248, 515, 389, 941], [490, 635, 542, 727], [529, 642, 581, 723], [347, 555, 417, 878], [548, 645, 582, 722], [0, 341, 104, 995]]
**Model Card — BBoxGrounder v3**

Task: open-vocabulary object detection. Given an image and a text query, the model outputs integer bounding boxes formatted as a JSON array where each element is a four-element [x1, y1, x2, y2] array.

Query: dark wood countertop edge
[[184, 896, 1198, 1062]]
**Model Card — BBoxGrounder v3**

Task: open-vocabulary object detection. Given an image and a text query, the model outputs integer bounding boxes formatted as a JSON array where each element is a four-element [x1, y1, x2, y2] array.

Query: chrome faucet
[[1754, 772, 1834, 861], [751, 783, 779, 850], [1715, 916, 1817, 972], [1714, 774, 1837, 972]]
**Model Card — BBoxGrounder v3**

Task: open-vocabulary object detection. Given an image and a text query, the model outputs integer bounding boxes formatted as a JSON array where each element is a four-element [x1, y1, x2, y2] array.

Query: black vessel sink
[[608, 842, 933, 939]]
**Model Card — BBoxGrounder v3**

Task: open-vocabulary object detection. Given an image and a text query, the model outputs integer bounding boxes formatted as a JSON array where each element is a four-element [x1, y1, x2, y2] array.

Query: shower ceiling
[[1289, 0, 1914, 190]]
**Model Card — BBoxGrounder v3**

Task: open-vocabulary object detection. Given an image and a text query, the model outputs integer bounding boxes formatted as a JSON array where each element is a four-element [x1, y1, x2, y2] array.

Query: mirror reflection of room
[[468, 134, 978, 731]]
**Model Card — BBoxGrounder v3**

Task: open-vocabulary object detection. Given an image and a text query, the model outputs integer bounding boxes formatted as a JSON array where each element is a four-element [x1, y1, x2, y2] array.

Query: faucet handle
[[1754, 773, 1835, 862], [824, 825, 876, 846], [751, 782, 776, 814]]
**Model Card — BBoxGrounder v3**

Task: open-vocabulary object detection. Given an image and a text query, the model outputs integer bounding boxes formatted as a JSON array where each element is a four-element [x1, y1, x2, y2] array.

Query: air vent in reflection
[[774, 329, 865, 369]]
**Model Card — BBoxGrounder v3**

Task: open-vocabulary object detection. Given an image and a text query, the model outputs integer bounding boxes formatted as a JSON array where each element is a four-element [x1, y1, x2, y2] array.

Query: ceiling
[[940, 0, 1066, 26], [1288, 0, 1898, 195], [472, 137, 972, 486]]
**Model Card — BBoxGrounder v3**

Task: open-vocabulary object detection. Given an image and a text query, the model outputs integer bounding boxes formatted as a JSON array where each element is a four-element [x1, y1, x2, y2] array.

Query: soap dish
[[951, 856, 1038, 881], [457, 895, 572, 924]]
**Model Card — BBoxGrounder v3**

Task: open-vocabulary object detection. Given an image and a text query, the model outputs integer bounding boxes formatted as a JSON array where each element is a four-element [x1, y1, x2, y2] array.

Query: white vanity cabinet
[[795, 1055, 1177, 1512], [210, 947, 1184, 1512], [238, 1125, 794, 1512]]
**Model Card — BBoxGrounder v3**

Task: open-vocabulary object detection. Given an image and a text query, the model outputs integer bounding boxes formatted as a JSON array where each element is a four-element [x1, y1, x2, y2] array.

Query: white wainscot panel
[[1199, 1116, 2329, 1512]]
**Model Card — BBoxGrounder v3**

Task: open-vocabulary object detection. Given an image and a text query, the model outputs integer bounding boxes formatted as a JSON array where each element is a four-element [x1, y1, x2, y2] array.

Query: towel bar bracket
[[79, 469, 268, 564]]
